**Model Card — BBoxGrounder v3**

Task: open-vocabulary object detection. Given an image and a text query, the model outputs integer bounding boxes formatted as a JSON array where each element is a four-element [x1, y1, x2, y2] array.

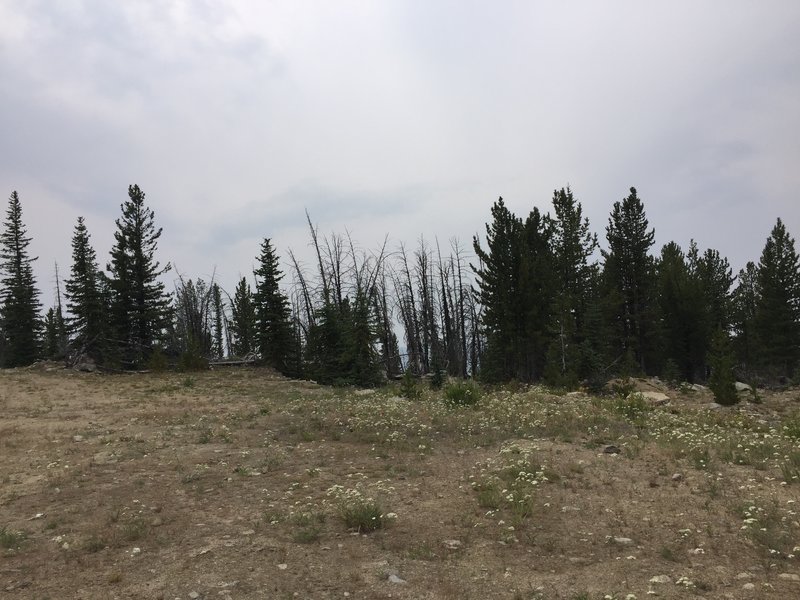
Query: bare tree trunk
[[453, 238, 469, 378], [288, 249, 314, 328]]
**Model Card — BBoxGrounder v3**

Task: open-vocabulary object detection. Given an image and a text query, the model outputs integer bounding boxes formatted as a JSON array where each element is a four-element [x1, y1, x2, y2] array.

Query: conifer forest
[[2, 184, 798, 401]]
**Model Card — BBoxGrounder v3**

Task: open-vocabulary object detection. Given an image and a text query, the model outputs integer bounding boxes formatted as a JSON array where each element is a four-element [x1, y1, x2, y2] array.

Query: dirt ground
[[1, 367, 799, 599]]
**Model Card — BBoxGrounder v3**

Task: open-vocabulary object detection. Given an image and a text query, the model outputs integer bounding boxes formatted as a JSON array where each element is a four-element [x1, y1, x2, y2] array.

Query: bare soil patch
[[1, 368, 799, 599]]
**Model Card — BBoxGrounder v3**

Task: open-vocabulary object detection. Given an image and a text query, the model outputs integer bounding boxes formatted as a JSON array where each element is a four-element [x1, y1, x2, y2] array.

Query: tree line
[[1, 185, 798, 393]]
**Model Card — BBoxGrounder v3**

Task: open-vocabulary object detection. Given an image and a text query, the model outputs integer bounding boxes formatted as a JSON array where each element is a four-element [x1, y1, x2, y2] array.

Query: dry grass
[[0, 367, 799, 599]]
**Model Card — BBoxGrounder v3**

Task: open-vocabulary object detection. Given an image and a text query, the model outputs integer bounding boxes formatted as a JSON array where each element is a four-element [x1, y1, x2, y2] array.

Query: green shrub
[[784, 412, 800, 440], [708, 329, 738, 406], [609, 377, 636, 398], [661, 358, 681, 388], [146, 346, 169, 372], [610, 393, 651, 421], [429, 368, 445, 390], [444, 379, 482, 406], [327, 485, 390, 533], [399, 371, 421, 399], [0, 526, 25, 549], [178, 349, 208, 372]]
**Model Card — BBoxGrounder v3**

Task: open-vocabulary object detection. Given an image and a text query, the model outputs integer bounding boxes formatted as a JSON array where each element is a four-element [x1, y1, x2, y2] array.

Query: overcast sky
[[1, 1, 799, 307]]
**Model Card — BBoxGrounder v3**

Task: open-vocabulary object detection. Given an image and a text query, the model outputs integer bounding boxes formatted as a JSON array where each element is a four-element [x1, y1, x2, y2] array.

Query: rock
[[131, 547, 141, 556], [73, 435, 84, 442], [613, 537, 634, 545], [735, 382, 752, 392], [706, 402, 723, 410], [603, 445, 621, 454], [778, 573, 800, 582], [736, 572, 753, 580], [442, 539, 462, 551], [241, 529, 255, 536], [742, 583, 756, 591], [671, 473, 683, 482], [649, 575, 672, 584], [641, 391, 670, 405], [277, 563, 288, 570], [151, 517, 163, 527], [92, 451, 117, 465], [388, 574, 407, 584], [690, 383, 708, 393], [73, 357, 98, 372], [188, 593, 201, 600]]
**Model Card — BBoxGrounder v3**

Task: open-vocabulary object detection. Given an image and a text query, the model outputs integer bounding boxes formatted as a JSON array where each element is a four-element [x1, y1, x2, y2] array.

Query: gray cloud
[[1, 0, 798, 306]]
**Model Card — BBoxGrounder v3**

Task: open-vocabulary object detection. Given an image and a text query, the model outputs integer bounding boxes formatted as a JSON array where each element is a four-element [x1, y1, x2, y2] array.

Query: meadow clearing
[[1, 367, 799, 599]]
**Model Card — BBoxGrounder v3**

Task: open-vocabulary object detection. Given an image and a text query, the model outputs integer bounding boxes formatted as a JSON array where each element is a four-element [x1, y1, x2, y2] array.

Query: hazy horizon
[[1, 1, 798, 306]]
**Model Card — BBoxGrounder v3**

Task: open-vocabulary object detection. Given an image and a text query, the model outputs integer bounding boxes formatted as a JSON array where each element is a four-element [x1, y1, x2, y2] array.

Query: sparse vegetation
[[0, 526, 25, 549], [327, 485, 390, 533], [2, 369, 800, 598], [443, 379, 482, 406]]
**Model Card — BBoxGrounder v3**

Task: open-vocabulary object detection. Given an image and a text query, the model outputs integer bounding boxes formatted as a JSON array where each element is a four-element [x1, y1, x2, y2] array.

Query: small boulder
[[641, 391, 669, 405], [649, 575, 672, 585], [735, 382, 752, 393], [613, 537, 634, 545]]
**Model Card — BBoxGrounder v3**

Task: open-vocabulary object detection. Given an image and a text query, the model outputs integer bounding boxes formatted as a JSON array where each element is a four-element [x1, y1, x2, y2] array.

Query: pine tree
[[696, 247, 734, 332], [473, 197, 524, 381], [548, 186, 598, 382], [65, 217, 108, 361], [473, 198, 554, 382], [708, 328, 738, 405], [253, 238, 293, 372], [212, 282, 225, 359], [732, 261, 759, 374], [753, 218, 800, 379], [0, 191, 41, 367], [657, 242, 693, 380], [602, 187, 657, 374], [107, 185, 171, 368], [42, 307, 67, 360], [40, 263, 70, 361], [230, 277, 256, 356]]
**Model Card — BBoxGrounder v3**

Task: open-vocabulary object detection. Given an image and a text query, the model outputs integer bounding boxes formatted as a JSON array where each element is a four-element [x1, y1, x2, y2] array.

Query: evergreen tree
[[0, 191, 41, 367], [548, 186, 598, 383], [107, 185, 171, 368], [732, 261, 759, 374], [708, 328, 738, 405], [473, 198, 554, 381], [212, 282, 225, 359], [253, 238, 293, 372], [602, 187, 657, 374], [518, 207, 556, 382], [657, 242, 693, 380], [696, 247, 734, 332], [42, 305, 68, 360], [172, 276, 213, 368], [753, 218, 800, 379], [39, 263, 70, 361], [230, 277, 256, 356], [473, 198, 524, 381], [65, 217, 108, 361]]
